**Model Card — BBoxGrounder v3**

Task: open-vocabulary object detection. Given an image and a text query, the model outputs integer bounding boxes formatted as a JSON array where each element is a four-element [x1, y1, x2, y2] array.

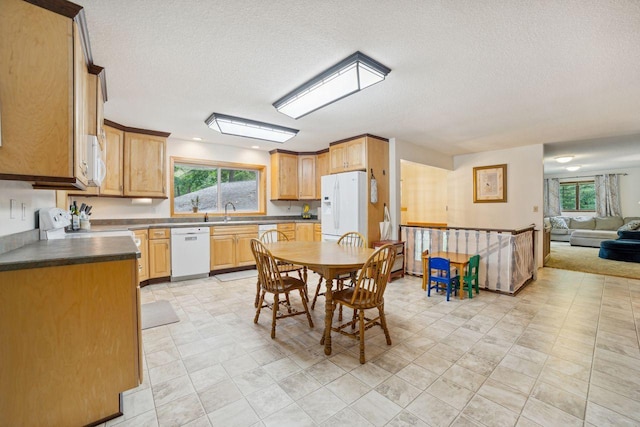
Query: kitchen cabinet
[[298, 154, 316, 200], [315, 150, 330, 197], [100, 124, 124, 196], [329, 136, 366, 173], [328, 134, 390, 246], [314, 223, 322, 241], [124, 132, 167, 198], [296, 222, 314, 242], [148, 228, 171, 279], [210, 225, 258, 271], [0, 1, 102, 190], [277, 223, 296, 241], [134, 230, 149, 283], [0, 257, 140, 426], [86, 66, 106, 145], [270, 151, 298, 200]]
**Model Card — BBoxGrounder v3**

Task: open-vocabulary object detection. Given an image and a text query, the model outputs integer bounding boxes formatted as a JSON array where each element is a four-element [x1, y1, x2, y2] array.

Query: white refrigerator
[[321, 171, 367, 242]]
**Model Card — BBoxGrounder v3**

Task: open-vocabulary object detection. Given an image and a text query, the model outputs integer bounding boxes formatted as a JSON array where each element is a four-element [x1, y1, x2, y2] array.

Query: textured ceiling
[[76, 0, 640, 164]]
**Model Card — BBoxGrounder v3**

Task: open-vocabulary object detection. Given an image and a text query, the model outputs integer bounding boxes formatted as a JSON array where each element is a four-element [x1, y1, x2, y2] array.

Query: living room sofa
[[545, 216, 640, 248], [599, 230, 640, 263]]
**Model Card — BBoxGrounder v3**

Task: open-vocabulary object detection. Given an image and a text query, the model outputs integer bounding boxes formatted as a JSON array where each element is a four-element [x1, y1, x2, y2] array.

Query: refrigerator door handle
[[333, 179, 339, 230]]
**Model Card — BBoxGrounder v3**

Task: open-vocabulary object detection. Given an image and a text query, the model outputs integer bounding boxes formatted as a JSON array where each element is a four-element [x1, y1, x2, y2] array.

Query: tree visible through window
[[171, 158, 265, 216], [560, 181, 595, 212]]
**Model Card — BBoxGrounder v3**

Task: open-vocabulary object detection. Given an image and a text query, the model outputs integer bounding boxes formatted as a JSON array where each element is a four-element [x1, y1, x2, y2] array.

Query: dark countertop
[[86, 218, 320, 232], [0, 236, 139, 272]]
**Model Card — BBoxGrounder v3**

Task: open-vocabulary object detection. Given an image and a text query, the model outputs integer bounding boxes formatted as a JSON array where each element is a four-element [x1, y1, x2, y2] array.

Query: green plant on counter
[[191, 196, 200, 212]]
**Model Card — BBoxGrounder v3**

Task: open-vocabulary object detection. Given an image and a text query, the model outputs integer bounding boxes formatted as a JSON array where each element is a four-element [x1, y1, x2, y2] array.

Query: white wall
[[449, 144, 545, 265], [389, 138, 454, 238], [0, 181, 55, 236], [545, 166, 640, 218], [70, 138, 318, 220]]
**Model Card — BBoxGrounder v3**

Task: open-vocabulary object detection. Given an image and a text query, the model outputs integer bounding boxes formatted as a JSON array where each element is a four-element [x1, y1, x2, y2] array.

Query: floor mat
[[213, 270, 258, 282], [141, 300, 180, 330]]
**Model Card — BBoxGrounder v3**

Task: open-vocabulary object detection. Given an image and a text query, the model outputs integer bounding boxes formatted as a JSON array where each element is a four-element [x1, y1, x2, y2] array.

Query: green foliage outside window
[[560, 181, 595, 212]]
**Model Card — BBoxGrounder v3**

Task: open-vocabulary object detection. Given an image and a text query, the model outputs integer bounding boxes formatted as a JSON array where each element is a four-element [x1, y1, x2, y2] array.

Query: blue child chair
[[427, 257, 460, 301]]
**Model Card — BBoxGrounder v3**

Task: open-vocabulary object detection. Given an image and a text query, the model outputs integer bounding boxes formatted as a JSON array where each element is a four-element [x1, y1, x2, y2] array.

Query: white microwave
[[86, 135, 106, 187]]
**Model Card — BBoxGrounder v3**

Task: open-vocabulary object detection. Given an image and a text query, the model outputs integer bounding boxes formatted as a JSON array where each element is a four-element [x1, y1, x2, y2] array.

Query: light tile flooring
[[103, 268, 640, 427]]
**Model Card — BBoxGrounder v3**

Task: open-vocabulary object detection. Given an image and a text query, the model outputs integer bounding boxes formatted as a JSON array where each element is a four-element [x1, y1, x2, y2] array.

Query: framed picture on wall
[[473, 164, 507, 203]]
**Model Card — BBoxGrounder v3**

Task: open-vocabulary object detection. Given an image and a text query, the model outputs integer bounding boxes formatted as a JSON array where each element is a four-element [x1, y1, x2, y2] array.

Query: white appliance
[[321, 171, 367, 242], [258, 224, 277, 239], [171, 227, 210, 281], [86, 135, 106, 187], [39, 207, 71, 239]]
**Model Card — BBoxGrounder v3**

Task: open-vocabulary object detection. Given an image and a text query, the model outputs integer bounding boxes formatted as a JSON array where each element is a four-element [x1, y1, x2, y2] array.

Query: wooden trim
[[315, 148, 330, 154], [24, 0, 83, 19], [104, 120, 171, 137], [329, 133, 389, 146], [268, 149, 298, 155]]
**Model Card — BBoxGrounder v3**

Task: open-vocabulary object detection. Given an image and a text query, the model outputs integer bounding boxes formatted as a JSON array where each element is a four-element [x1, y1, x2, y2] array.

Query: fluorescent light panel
[[205, 113, 299, 143], [273, 51, 391, 119], [555, 156, 574, 163]]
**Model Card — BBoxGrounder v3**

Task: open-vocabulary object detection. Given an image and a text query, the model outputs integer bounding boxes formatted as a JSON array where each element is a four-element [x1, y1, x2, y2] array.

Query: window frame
[[170, 156, 266, 218], [560, 180, 596, 212]]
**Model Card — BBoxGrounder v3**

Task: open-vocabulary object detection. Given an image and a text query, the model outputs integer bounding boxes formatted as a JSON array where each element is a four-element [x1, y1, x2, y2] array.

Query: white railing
[[401, 225, 536, 294]]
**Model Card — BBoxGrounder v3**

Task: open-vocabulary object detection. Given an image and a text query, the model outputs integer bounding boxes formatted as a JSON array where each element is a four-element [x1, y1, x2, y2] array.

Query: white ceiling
[[77, 0, 640, 162]]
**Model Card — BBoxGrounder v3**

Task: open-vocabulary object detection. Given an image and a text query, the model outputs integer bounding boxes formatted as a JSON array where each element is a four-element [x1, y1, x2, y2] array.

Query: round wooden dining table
[[264, 241, 375, 355]]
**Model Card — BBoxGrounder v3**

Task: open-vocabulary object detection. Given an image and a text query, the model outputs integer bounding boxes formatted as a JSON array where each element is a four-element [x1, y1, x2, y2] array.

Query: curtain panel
[[543, 178, 561, 217], [595, 174, 622, 217]]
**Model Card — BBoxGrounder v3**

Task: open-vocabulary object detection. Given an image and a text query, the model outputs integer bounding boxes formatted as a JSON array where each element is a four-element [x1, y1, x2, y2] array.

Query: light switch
[[10, 199, 17, 219], [21, 203, 27, 220]]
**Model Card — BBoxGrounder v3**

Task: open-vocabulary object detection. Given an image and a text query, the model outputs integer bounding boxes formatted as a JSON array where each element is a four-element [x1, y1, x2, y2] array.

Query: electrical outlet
[[533, 206, 539, 213], [9, 199, 17, 219]]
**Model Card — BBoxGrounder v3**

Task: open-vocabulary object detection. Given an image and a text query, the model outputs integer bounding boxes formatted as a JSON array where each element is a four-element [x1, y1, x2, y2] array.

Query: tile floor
[[102, 268, 640, 427]]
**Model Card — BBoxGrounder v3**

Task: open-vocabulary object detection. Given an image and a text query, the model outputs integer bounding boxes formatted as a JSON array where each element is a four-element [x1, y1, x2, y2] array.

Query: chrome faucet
[[224, 202, 236, 222]]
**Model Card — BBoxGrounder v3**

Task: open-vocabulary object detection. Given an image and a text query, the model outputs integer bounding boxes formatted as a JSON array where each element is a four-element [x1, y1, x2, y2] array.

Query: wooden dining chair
[[462, 254, 480, 298], [311, 231, 366, 317], [327, 244, 396, 364], [254, 229, 307, 308], [427, 257, 460, 301], [250, 239, 313, 339]]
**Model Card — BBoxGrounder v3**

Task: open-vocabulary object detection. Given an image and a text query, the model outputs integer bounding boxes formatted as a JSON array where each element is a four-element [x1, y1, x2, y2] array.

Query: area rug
[[545, 242, 640, 279], [141, 300, 180, 330], [213, 269, 258, 282]]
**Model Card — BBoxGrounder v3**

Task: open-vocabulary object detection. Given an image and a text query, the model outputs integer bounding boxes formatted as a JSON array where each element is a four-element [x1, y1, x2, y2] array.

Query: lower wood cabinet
[[314, 223, 322, 241], [0, 259, 141, 426], [296, 222, 314, 242], [148, 228, 171, 279], [277, 223, 296, 241], [210, 225, 258, 271], [134, 230, 149, 283]]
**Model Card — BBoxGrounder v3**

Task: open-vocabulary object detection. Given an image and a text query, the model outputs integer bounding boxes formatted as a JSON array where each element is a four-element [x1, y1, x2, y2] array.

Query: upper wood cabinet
[[0, 0, 105, 190], [298, 155, 316, 200], [100, 125, 124, 196], [270, 151, 298, 200], [315, 150, 329, 198], [329, 137, 366, 173], [124, 132, 167, 198]]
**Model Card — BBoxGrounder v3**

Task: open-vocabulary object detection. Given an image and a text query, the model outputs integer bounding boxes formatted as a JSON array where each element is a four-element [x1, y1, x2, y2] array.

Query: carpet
[[545, 242, 640, 279], [141, 300, 180, 330], [214, 269, 258, 282]]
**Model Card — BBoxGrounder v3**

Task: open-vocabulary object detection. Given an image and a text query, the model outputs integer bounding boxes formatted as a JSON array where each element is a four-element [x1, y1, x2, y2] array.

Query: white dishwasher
[[171, 227, 210, 281]]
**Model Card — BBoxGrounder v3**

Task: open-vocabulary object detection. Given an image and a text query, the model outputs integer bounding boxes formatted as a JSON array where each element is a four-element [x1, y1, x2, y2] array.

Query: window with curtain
[[560, 181, 595, 212], [170, 157, 266, 216]]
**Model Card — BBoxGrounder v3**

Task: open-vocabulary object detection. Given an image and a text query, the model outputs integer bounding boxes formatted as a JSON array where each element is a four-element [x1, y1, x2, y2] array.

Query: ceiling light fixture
[[251, 145, 260, 149], [192, 137, 203, 141], [566, 165, 581, 172], [273, 51, 391, 119], [555, 156, 574, 163], [205, 113, 299, 143]]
